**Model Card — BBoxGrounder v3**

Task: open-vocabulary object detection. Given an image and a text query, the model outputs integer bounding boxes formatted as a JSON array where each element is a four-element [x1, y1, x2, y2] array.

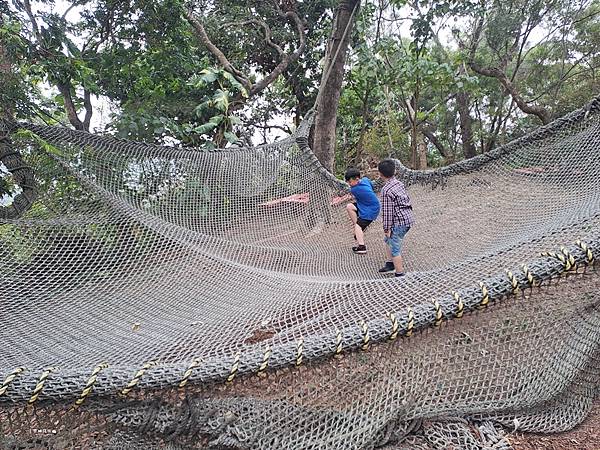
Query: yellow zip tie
[[452, 291, 464, 318], [567, 249, 576, 268], [0, 367, 26, 397], [506, 270, 519, 295], [28, 367, 57, 405], [295, 338, 304, 366], [432, 300, 443, 327], [520, 264, 535, 286], [478, 282, 489, 309], [560, 246, 576, 270], [387, 313, 399, 341], [359, 321, 370, 351], [541, 251, 569, 271], [120, 361, 155, 397], [334, 329, 343, 357], [406, 307, 414, 337], [226, 353, 241, 384], [179, 358, 201, 389], [257, 346, 272, 376], [576, 240, 595, 264], [74, 363, 108, 407]]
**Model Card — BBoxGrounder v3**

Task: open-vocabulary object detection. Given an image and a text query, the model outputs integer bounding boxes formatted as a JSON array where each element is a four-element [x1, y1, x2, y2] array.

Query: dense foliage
[[2, 0, 600, 186]]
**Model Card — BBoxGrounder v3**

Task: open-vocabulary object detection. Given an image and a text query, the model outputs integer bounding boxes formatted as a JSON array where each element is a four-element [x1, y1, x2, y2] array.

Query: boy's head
[[344, 167, 361, 186], [378, 159, 396, 180]]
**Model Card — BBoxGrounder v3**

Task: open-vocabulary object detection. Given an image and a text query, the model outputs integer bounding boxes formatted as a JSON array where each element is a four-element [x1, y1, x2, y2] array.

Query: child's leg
[[378, 240, 395, 273], [392, 254, 404, 274], [346, 203, 358, 224], [384, 239, 402, 270], [354, 224, 365, 246], [389, 226, 410, 274], [346, 203, 366, 245], [385, 243, 392, 261]]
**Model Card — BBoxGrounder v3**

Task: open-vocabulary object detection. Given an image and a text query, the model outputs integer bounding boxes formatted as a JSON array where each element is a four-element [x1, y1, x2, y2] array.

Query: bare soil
[[510, 401, 600, 450]]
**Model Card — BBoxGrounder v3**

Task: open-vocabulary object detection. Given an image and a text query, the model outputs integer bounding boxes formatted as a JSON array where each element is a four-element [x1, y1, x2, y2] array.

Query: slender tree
[[312, 0, 361, 172]]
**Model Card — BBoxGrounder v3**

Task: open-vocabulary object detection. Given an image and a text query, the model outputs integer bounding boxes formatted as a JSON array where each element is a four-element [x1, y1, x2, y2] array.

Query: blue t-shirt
[[350, 177, 380, 221]]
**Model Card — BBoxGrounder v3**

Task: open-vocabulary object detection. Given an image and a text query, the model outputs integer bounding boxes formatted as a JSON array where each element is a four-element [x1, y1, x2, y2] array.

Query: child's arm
[[381, 191, 394, 235]]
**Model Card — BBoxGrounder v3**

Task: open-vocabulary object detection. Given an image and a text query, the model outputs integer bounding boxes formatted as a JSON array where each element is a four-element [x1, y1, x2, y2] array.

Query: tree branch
[[249, 10, 306, 96], [468, 61, 551, 124], [253, 123, 293, 134], [186, 6, 306, 101], [56, 82, 86, 130], [184, 10, 253, 92], [83, 89, 93, 131], [19, 0, 43, 42], [422, 126, 449, 158], [61, 0, 86, 21], [225, 19, 285, 57]]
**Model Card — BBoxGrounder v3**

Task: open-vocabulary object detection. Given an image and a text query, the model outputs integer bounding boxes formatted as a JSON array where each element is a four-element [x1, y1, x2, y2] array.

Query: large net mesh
[[0, 97, 599, 449]]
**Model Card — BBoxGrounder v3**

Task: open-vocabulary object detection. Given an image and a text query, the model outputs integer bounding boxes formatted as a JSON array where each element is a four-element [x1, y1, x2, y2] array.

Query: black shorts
[[353, 202, 373, 230], [357, 217, 373, 230]]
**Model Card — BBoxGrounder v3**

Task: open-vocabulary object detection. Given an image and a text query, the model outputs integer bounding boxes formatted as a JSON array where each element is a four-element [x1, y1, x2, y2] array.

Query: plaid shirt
[[381, 177, 414, 231]]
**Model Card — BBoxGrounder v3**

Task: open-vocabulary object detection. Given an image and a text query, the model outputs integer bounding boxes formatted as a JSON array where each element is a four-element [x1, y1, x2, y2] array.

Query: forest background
[[2, 0, 600, 198]]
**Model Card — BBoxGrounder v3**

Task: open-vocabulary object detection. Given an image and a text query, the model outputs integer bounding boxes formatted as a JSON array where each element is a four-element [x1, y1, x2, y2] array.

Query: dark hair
[[378, 159, 396, 178], [344, 167, 361, 181]]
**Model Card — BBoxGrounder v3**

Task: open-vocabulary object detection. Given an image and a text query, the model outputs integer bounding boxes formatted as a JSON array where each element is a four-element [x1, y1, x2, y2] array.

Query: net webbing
[[0, 97, 599, 449]]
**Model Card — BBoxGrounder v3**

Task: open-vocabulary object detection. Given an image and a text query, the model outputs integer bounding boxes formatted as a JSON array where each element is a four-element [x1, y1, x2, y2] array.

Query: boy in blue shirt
[[345, 168, 381, 254]]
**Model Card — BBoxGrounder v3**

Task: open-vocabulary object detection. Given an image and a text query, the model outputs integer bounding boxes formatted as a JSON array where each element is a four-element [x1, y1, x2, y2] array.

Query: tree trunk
[[56, 82, 90, 131], [456, 90, 476, 158], [0, 22, 14, 119], [417, 130, 427, 170], [456, 65, 476, 159], [410, 122, 418, 169], [409, 125, 429, 169], [312, 0, 361, 173]]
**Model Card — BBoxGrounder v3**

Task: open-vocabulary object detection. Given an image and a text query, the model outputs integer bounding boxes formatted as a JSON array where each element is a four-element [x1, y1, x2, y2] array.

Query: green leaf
[[200, 68, 218, 84], [224, 131, 238, 143], [65, 38, 81, 58], [194, 122, 218, 134], [212, 89, 229, 111], [14, 130, 63, 156], [209, 114, 224, 124], [221, 71, 248, 97], [194, 101, 212, 117]]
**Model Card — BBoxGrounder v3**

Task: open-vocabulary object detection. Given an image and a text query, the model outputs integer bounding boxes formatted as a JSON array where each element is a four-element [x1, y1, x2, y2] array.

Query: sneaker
[[378, 262, 395, 273], [352, 245, 367, 254], [394, 272, 405, 277]]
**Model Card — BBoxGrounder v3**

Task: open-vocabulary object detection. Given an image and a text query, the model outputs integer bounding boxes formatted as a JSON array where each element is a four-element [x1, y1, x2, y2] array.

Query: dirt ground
[[509, 401, 600, 450]]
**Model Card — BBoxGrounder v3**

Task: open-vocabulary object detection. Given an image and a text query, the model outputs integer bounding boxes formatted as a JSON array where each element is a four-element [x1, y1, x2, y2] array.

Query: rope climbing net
[[0, 97, 599, 449]]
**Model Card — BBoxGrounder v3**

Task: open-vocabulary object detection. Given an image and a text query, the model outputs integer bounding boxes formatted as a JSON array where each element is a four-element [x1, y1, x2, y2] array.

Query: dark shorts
[[357, 217, 373, 230], [353, 203, 373, 230]]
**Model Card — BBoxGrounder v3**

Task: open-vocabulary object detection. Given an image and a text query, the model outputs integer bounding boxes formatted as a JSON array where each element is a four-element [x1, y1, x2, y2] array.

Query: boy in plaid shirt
[[377, 159, 414, 277]]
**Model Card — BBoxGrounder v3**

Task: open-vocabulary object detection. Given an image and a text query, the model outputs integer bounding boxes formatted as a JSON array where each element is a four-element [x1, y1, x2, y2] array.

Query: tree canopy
[[2, 0, 600, 182]]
